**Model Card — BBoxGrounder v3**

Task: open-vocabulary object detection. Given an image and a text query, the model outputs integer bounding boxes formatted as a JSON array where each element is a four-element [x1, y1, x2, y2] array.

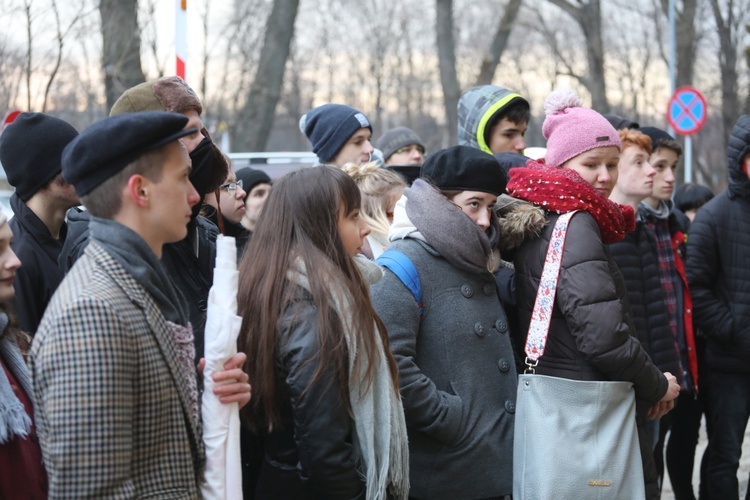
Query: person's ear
[[743, 155, 750, 178], [127, 175, 150, 207]]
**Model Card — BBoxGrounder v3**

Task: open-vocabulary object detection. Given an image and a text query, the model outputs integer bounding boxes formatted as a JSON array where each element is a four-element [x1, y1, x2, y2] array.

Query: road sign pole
[[685, 135, 692, 184]]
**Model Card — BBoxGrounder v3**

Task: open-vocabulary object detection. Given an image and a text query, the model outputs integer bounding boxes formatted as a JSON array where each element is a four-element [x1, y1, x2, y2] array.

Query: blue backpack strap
[[376, 249, 423, 318]]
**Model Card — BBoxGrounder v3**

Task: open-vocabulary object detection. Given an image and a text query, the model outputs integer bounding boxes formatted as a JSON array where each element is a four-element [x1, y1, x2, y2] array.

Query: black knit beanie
[[420, 145, 508, 196], [639, 126, 676, 151], [0, 113, 78, 200], [235, 167, 271, 200]]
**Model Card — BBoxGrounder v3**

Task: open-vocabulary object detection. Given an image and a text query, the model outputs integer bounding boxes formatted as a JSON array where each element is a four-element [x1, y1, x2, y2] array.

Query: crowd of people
[[0, 75, 747, 500]]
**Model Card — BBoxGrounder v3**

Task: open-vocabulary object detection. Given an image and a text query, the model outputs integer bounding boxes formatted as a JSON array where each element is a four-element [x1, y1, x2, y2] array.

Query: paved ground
[[661, 417, 750, 498]]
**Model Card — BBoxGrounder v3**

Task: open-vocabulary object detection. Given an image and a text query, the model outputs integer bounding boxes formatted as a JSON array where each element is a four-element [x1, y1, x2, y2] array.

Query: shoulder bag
[[513, 211, 646, 499]]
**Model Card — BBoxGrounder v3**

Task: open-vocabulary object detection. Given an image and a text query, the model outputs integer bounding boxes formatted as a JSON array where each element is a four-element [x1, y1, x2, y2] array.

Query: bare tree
[[476, 0, 523, 86], [100, 0, 145, 110], [233, 0, 299, 152], [23, 0, 33, 110], [140, 0, 167, 78], [42, 0, 88, 112], [545, 0, 610, 112], [436, 0, 460, 145], [660, 0, 699, 87], [708, 0, 747, 144]]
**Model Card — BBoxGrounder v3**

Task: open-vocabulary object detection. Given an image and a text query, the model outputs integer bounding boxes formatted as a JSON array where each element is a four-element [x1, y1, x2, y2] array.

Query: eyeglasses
[[219, 180, 243, 192]]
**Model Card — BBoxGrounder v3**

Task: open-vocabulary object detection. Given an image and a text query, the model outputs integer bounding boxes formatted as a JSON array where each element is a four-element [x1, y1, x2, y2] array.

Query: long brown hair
[[237, 166, 398, 431]]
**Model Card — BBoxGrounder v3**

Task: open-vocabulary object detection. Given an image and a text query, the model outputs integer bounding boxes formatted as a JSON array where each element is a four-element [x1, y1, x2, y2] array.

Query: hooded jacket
[[686, 115, 750, 373], [457, 85, 527, 154]]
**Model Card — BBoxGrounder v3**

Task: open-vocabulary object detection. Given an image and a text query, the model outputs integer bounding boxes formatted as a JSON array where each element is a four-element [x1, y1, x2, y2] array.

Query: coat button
[[461, 285, 473, 298], [483, 283, 494, 296], [495, 319, 508, 333], [505, 400, 515, 413], [498, 359, 510, 372], [474, 322, 485, 336]]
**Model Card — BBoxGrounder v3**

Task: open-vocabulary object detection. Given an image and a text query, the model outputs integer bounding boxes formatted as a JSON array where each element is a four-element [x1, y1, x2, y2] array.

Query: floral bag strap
[[524, 210, 578, 372]]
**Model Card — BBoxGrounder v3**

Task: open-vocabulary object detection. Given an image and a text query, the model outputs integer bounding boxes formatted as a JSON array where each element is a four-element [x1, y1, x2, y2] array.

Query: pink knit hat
[[542, 90, 621, 167]]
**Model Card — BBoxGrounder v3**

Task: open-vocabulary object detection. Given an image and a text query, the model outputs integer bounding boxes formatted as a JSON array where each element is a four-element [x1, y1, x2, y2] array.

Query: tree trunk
[[436, 0, 460, 146], [658, 0, 698, 88], [709, 0, 739, 147], [234, 0, 299, 152], [100, 0, 145, 111], [476, 0, 523, 86], [547, 0, 609, 112]]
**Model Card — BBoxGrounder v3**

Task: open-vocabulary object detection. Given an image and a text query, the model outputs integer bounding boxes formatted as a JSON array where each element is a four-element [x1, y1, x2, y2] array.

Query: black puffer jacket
[[513, 211, 668, 406], [608, 222, 681, 378], [686, 114, 750, 373], [252, 288, 365, 500]]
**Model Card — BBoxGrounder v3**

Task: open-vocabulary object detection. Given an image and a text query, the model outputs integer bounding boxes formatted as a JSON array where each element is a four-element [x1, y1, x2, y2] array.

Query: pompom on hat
[[542, 90, 621, 167]]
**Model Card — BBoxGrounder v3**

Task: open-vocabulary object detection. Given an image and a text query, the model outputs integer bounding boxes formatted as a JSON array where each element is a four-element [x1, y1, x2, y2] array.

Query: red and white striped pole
[[175, 0, 187, 80]]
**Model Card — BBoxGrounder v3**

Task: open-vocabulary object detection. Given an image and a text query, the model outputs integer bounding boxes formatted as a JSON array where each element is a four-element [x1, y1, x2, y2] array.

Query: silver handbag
[[513, 211, 646, 499]]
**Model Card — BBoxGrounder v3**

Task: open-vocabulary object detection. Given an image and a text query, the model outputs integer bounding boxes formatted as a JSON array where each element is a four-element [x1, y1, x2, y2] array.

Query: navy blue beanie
[[299, 104, 372, 163]]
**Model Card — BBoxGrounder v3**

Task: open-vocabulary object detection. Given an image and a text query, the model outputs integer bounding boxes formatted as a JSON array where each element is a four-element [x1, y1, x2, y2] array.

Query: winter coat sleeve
[[556, 213, 667, 405], [371, 268, 464, 446], [31, 298, 138, 498], [685, 207, 734, 343], [278, 300, 366, 500]]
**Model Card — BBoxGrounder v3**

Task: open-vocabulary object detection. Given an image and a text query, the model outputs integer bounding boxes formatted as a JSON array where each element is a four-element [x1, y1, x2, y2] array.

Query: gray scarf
[[400, 179, 500, 274], [0, 312, 33, 444], [90, 217, 190, 325], [288, 256, 410, 499], [638, 199, 673, 221]]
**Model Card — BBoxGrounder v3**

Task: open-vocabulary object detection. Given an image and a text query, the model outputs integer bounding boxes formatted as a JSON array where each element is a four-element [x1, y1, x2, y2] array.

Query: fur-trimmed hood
[[495, 194, 548, 254]]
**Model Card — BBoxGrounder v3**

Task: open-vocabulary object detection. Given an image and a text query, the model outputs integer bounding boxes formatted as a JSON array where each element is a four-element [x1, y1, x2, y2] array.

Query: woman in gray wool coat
[[371, 145, 517, 500]]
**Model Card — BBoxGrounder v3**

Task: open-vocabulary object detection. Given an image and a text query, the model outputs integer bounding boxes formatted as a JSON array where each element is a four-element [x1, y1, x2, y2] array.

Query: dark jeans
[[667, 391, 704, 500], [706, 371, 750, 500]]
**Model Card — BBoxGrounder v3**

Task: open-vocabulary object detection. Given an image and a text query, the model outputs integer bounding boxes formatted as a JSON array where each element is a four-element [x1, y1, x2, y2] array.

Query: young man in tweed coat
[[30, 112, 250, 498]]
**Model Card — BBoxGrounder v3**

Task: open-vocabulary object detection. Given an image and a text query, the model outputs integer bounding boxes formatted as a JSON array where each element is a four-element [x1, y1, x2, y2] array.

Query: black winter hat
[[493, 152, 530, 176], [376, 127, 425, 160], [62, 112, 196, 197], [299, 104, 372, 163], [0, 112, 79, 200], [235, 167, 271, 199], [420, 145, 507, 196], [639, 126, 676, 151], [603, 114, 640, 131]]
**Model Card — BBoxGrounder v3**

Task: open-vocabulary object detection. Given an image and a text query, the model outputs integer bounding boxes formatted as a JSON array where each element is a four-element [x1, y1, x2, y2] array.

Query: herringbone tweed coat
[[30, 240, 204, 499]]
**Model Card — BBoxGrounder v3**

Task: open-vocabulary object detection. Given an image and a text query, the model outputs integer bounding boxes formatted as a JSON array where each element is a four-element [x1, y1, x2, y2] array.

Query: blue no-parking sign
[[667, 87, 707, 136]]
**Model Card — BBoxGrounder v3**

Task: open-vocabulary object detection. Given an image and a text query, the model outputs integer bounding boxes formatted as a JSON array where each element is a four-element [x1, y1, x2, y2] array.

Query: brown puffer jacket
[[512, 210, 668, 407]]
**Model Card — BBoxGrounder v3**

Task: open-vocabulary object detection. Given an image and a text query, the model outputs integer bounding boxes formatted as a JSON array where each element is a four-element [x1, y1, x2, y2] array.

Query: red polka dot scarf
[[506, 159, 635, 244]]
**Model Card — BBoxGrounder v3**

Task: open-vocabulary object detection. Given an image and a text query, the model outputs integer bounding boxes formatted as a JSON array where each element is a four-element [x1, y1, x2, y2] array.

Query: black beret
[[420, 145, 507, 196], [0, 113, 78, 200], [62, 112, 196, 197]]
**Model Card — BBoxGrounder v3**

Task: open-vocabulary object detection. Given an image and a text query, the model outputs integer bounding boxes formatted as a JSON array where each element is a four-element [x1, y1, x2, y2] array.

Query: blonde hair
[[342, 162, 406, 236]]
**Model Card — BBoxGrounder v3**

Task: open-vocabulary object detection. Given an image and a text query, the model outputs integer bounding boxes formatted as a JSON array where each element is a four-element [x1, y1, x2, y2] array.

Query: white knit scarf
[[287, 255, 410, 499]]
